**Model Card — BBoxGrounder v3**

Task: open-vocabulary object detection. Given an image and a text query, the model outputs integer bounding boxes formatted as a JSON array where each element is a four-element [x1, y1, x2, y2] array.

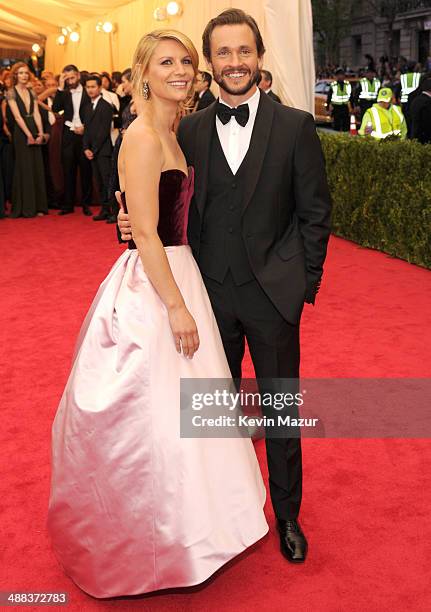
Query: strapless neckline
[[121, 166, 194, 249], [120, 167, 192, 195]]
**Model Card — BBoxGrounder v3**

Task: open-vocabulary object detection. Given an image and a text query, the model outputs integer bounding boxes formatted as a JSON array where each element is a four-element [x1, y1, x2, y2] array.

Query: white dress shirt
[[91, 95, 102, 110], [101, 89, 120, 145], [64, 83, 84, 130], [101, 88, 120, 110], [215, 87, 260, 175]]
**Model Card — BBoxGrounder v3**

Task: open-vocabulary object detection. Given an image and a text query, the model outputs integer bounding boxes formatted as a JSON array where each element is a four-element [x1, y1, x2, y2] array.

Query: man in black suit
[[118, 8, 331, 564], [409, 77, 431, 144], [82, 74, 113, 221], [194, 71, 216, 111], [52, 64, 93, 215], [258, 69, 282, 103]]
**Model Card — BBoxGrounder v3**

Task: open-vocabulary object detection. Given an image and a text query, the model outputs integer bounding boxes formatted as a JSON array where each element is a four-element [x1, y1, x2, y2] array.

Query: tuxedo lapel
[[240, 92, 274, 214], [194, 101, 217, 217], [79, 90, 89, 111]]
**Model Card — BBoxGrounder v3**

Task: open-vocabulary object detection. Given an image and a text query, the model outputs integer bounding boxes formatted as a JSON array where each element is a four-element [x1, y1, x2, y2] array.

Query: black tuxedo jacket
[[267, 90, 282, 104], [410, 93, 431, 144], [196, 89, 216, 111], [177, 91, 331, 324], [52, 87, 91, 127], [82, 98, 113, 157]]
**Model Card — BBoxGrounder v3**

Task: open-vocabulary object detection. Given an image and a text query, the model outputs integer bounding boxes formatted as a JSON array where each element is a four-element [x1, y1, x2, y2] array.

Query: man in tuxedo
[[258, 69, 282, 103], [118, 8, 331, 563], [82, 74, 114, 221], [52, 65, 93, 215], [194, 71, 216, 111]]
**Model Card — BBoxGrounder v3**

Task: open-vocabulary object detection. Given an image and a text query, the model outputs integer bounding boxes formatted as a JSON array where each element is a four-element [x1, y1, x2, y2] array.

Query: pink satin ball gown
[[47, 167, 268, 598]]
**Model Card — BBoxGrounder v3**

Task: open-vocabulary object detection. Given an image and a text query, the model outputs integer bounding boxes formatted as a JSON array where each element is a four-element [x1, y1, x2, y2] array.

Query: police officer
[[395, 62, 421, 135], [358, 87, 407, 140], [354, 67, 381, 121], [326, 68, 352, 131]]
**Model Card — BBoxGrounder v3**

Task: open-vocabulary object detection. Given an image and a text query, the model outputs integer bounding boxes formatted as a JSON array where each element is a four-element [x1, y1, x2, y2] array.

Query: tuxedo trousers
[[92, 154, 111, 209], [61, 130, 92, 210], [202, 271, 302, 520]]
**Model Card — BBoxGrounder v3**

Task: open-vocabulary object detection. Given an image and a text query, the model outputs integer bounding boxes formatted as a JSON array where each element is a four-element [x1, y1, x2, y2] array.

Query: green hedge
[[319, 133, 431, 269]]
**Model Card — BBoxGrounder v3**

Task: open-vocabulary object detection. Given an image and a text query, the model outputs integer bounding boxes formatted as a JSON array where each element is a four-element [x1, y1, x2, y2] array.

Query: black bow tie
[[216, 102, 250, 127]]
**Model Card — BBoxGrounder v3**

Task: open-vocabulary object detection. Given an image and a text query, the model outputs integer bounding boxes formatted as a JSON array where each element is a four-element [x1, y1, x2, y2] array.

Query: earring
[[142, 80, 150, 100]]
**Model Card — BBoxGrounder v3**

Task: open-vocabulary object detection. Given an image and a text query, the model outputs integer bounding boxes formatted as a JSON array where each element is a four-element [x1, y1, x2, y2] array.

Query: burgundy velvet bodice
[[121, 167, 194, 249]]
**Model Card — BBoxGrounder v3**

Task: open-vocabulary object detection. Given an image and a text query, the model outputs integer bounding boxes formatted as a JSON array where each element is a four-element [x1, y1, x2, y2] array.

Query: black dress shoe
[[58, 209, 73, 216], [277, 519, 308, 563], [82, 207, 92, 216]]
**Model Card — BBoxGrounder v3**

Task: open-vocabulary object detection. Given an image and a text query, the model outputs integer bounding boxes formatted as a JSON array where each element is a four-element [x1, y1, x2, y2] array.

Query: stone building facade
[[339, 1, 431, 70]]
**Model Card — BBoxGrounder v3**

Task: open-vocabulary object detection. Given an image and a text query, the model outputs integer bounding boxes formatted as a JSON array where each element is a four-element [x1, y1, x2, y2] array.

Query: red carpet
[[1, 211, 430, 611]]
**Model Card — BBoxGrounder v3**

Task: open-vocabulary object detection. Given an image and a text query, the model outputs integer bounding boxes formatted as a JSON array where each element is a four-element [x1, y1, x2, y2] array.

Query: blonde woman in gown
[[47, 30, 268, 599]]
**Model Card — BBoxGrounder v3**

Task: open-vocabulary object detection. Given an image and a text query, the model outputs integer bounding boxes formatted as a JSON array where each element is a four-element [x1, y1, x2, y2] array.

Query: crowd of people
[[3, 50, 426, 221], [0, 63, 134, 220], [316, 53, 431, 82], [321, 55, 431, 142], [0, 60, 282, 221]]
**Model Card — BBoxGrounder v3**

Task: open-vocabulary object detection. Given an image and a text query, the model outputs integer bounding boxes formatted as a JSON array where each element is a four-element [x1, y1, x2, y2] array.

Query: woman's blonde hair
[[131, 29, 199, 104]]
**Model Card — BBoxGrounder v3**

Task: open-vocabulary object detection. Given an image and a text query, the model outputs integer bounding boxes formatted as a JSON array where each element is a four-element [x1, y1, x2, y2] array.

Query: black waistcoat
[[198, 130, 254, 285]]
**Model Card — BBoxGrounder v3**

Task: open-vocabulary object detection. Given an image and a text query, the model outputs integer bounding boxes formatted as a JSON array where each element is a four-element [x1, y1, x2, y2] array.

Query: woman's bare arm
[[32, 96, 44, 138], [38, 87, 57, 102], [122, 124, 199, 358], [1, 99, 11, 139], [6, 97, 34, 141]]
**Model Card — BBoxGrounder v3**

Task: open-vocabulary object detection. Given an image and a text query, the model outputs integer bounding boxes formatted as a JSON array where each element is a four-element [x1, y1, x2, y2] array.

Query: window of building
[[389, 30, 401, 58], [418, 29, 430, 66], [352, 35, 362, 67]]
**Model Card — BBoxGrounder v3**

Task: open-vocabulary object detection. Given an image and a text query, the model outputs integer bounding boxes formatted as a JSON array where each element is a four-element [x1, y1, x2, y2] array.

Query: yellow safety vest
[[330, 81, 352, 105], [400, 72, 421, 103], [367, 104, 405, 139], [359, 78, 381, 100]]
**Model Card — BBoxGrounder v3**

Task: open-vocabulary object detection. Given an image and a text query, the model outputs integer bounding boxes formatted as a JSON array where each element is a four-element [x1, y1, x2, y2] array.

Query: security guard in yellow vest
[[354, 67, 381, 120], [358, 87, 407, 140], [396, 63, 422, 136], [326, 68, 352, 131]]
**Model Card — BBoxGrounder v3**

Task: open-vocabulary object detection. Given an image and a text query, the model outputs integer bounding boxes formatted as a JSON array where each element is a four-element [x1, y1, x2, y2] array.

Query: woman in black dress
[[6, 63, 47, 218]]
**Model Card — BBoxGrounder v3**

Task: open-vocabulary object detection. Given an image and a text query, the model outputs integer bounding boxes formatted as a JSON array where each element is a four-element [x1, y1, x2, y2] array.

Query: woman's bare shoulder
[[123, 118, 162, 157], [5, 88, 16, 102]]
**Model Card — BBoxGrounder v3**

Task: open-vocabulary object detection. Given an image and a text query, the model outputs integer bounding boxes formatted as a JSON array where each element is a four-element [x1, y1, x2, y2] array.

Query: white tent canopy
[[0, 0, 315, 115], [0, 1, 132, 48]]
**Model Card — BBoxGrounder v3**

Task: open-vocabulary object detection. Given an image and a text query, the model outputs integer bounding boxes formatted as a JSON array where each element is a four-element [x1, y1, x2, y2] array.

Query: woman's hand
[[27, 134, 36, 145], [168, 304, 200, 359], [115, 192, 133, 240], [35, 134, 44, 145]]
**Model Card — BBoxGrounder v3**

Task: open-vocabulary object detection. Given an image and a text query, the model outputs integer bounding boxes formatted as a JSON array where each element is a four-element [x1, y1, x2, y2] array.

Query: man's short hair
[[86, 73, 102, 87], [200, 70, 212, 87], [202, 8, 265, 62], [63, 64, 79, 73], [260, 69, 272, 85]]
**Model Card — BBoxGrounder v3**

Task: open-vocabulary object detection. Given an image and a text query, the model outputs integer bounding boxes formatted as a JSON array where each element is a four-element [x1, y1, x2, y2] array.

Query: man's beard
[[213, 67, 260, 97]]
